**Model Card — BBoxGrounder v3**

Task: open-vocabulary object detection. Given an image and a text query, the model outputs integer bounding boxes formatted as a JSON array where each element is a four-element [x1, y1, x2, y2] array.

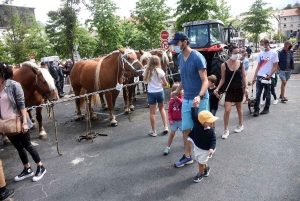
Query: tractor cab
[[183, 19, 226, 51]]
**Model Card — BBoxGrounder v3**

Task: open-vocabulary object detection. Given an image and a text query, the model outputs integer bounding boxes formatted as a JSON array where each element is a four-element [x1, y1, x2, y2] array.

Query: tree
[[76, 27, 97, 58], [241, 0, 273, 51], [45, 0, 80, 59], [131, 0, 171, 49], [272, 33, 281, 41], [85, 0, 122, 55], [119, 19, 148, 50], [211, 0, 231, 26], [0, 1, 35, 64], [284, 4, 292, 9], [174, 0, 218, 31]]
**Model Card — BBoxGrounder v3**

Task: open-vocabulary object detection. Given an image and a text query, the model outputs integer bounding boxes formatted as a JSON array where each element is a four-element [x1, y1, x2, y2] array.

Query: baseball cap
[[168, 32, 189, 45], [198, 110, 218, 125]]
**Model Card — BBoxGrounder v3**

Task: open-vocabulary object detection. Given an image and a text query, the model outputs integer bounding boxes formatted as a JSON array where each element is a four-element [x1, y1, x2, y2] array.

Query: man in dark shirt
[[246, 46, 252, 58], [49, 61, 64, 98]]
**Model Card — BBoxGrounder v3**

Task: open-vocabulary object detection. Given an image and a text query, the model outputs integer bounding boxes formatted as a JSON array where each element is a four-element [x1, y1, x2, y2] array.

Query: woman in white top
[[143, 55, 169, 137]]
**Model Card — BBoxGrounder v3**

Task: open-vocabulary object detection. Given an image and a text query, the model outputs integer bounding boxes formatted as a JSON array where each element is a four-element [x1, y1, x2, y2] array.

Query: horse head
[[27, 62, 58, 101], [150, 49, 174, 72], [119, 48, 143, 76], [139, 50, 152, 66]]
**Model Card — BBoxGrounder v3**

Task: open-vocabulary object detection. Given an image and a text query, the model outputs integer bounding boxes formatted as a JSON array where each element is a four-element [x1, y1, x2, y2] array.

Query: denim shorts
[[279, 70, 291, 81], [182, 98, 209, 130], [148, 91, 164, 105], [170, 120, 182, 132]]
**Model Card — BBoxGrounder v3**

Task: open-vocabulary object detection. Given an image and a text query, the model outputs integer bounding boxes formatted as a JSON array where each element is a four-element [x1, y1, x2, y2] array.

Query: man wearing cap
[[169, 32, 209, 168]]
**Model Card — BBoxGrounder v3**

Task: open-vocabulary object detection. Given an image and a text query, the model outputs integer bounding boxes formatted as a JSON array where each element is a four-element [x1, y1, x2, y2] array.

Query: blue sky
[[9, 0, 296, 24]]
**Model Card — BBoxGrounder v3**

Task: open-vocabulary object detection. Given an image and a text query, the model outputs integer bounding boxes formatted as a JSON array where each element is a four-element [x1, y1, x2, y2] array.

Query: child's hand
[[169, 121, 173, 125], [208, 149, 214, 156]]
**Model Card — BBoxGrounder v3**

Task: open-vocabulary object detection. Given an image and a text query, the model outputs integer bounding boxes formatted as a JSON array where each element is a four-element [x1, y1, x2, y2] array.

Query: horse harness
[[35, 74, 54, 95]]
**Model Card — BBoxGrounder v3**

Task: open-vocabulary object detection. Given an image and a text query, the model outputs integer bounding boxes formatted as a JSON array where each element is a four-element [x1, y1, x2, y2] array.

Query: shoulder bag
[[219, 62, 239, 107]]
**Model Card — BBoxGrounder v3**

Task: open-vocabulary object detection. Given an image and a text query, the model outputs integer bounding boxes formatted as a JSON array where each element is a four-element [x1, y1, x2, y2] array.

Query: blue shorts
[[182, 98, 209, 130], [148, 91, 164, 105], [170, 120, 182, 132], [279, 70, 291, 81]]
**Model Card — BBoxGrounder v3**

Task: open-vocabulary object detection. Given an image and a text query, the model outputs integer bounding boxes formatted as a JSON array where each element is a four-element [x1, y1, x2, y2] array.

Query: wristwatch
[[198, 95, 204, 100]]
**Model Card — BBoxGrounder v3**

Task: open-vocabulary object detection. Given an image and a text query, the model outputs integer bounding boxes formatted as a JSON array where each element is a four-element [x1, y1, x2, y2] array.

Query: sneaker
[[260, 109, 269, 115], [148, 130, 157, 137], [174, 154, 194, 167], [32, 166, 46, 182], [260, 100, 265, 105], [163, 126, 169, 134], [163, 147, 170, 155], [281, 97, 288, 102], [234, 125, 244, 133], [203, 166, 211, 177], [0, 188, 15, 201], [193, 173, 203, 183], [253, 110, 260, 117], [273, 99, 278, 104], [222, 130, 229, 139], [14, 167, 34, 181]]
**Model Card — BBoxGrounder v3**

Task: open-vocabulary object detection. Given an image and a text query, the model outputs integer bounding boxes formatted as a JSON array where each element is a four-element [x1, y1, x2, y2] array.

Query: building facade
[[279, 8, 300, 38]]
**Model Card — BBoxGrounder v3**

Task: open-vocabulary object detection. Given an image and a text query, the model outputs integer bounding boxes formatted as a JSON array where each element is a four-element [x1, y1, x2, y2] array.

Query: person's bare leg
[[183, 129, 192, 157], [235, 102, 243, 125], [149, 105, 156, 131], [224, 102, 232, 130], [158, 102, 167, 127], [167, 130, 176, 147]]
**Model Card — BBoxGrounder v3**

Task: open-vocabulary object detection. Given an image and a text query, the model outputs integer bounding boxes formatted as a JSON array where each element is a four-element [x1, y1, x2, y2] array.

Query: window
[[284, 24, 286, 27], [284, 18, 286, 20], [298, 23, 300, 27], [291, 24, 293, 27]]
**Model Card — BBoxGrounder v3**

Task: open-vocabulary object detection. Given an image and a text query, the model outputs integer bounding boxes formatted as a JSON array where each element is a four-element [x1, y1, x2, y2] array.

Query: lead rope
[[51, 105, 62, 156]]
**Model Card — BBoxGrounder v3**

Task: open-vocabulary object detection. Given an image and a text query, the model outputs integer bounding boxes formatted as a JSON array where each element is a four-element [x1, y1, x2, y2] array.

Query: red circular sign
[[160, 39, 169, 49], [160, 30, 169, 40]]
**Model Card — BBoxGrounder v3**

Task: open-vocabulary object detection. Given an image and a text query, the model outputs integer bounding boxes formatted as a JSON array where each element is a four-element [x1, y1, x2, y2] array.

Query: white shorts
[[194, 147, 209, 164]]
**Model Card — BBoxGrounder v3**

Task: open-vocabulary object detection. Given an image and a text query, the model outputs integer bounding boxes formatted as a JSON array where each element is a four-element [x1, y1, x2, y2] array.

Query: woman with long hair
[[0, 62, 46, 182], [143, 55, 169, 137], [214, 45, 248, 139]]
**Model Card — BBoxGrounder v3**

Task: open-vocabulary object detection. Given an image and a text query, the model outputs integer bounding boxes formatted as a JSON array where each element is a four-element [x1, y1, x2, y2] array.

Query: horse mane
[[22, 61, 56, 91], [140, 51, 152, 63], [151, 49, 169, 67]]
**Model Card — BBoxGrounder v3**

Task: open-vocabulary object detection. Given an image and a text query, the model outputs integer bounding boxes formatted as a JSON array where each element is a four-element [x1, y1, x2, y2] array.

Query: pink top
[[0, 89, 15, 120], [168, 95, 183, 121]]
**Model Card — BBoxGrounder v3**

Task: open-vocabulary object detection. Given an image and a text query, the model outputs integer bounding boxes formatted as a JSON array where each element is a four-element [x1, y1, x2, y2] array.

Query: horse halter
[[35, 74, 54, 95], [120, 53, 139, 72]]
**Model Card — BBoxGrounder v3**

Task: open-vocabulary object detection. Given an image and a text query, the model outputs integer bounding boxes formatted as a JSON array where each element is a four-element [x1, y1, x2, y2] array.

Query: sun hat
[[198, 110, 218, 125]]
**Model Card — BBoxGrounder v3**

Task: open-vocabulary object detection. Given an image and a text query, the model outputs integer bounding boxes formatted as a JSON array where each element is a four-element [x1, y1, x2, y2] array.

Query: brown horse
[[70, 49, 142, 126], [12, 62, 59, 139]]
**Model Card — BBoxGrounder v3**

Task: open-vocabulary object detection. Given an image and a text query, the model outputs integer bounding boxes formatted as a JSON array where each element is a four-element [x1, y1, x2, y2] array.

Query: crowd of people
[[0, 32, 295, 200]]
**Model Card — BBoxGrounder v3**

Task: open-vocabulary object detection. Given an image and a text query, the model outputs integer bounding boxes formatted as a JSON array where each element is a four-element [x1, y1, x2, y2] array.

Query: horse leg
[[99, 93, 108, 110], [133, 85, 137, 101], [36, 107, 47, 139], [129, 85, 135, 111], [136, 83, 140, 95], [105, 91, 117, 126], [28, 110, 37, 128], [88, 95, 98, 120], [123, 88, 130, 114], [74, 87, 84, 120]]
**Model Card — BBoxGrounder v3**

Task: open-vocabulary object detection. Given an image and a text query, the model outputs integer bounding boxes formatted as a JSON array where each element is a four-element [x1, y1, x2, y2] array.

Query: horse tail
[[79, 88, 99, 109], [94, 58, 104, 91]]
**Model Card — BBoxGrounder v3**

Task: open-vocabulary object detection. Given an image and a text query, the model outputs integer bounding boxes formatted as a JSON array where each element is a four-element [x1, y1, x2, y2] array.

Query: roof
[[281, 8, 300, 17]]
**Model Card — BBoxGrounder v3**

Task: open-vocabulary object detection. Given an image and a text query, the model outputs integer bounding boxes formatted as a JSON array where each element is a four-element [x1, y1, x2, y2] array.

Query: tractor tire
[[210, 57, 223, 85]]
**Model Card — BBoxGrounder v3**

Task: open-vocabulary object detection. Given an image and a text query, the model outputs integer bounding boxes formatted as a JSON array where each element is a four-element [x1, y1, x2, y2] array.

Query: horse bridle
[[35, 74, 54, 95], [120, 53, 139, 72]]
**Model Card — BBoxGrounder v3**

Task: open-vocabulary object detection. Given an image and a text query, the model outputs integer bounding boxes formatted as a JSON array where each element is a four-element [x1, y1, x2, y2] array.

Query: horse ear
[[119, 49, 125, 54], [139, 50, 144, 55], [32, 67, 38, 75]]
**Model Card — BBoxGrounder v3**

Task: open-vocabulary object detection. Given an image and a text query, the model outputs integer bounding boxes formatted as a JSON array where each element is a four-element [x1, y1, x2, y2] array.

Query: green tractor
[[172, 19, 238, 84]]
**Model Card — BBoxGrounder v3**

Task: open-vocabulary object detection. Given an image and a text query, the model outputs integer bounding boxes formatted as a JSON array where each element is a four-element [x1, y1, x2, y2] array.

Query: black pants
[[263, 84, 277, 100], [55, 79, 63, 94], [8, 132, 41, 165]]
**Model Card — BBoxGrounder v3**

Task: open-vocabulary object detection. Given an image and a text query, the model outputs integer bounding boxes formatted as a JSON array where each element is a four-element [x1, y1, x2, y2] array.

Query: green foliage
[[272, 33, 281, 41], [45, 0, 80, 59], [131, 0, 171, 49], [119, 19, 148, 50], [76, 27, 97, 58], [241, 0, 273, 50], [174, 0, 218, 31], [290, 38, 296, 44], [86, 0, 122, 55], [211, 0, 231, 26], [284, 4, 292, 9]]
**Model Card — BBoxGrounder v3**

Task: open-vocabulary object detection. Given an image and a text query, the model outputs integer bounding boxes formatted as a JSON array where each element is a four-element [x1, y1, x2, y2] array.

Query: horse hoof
[[130, 106, 135, 111], [3, 138, 10, 144], [90, 114, 98, 120], [32, 123, 37, 129], [39, 131, 48, 139], [110, 122, 118, 127], [75, 116, 85, 121]]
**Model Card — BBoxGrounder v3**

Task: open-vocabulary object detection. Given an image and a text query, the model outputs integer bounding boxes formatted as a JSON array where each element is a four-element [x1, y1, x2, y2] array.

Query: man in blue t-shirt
[[169, 32, 209, 168]]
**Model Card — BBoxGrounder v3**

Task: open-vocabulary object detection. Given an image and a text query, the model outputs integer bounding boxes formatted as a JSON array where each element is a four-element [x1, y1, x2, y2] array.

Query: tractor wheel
[[210, 57, 223, 85]]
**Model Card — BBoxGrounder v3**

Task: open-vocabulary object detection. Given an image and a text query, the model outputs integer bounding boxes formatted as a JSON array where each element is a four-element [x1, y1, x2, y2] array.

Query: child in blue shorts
[[164, 83, 183, 155]]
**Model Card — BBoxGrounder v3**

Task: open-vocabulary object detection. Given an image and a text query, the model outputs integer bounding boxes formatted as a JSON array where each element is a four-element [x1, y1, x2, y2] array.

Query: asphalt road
[[1, 64, 300, 201]]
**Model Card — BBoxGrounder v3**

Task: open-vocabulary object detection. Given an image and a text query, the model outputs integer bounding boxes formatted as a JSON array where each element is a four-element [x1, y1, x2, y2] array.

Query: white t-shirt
[[143, 68, 165, 93], [256, 50, 279, 77]]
